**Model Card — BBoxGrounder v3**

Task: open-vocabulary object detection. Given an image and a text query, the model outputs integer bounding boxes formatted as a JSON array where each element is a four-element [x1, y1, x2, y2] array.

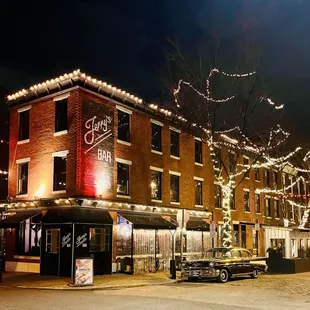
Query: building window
[[273, 171, 278, 189], [244, 191, 250, 212], [195, 180, 203, 206], [55, 98, 68, 133], [19, 109, 30, 141], [290, 206, 294, 220], [89, 227, 110, 252], [264, 169, 270, 187], [230, 190, 236, 210], [241, 225, 246, 248], [214, 184, 222, 208], [253, 227, 258, 252], [255, 193, 261, 213], [151, 170, 162, 200], [170, 174, 180, 202], [274, 200, 280, 218], [53, 156, 67, 192], [18, 162, 28, 195], [233, 224, 239, 246], [117, 162, 130, 196], [265, 198, 271, 217], [195, 139, 202, 164], [46, 229, 60, 254], [229, 152, 236, 173], [243, 157, 250, 178], [170, 131, 179, 157], [254, 168, 260, 181], [151, 123, 162, 152], [118, 110, 130, 143]]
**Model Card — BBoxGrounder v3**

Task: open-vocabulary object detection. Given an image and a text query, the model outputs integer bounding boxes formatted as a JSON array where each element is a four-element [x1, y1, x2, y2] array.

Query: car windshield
[[206, 249, 231, 259]]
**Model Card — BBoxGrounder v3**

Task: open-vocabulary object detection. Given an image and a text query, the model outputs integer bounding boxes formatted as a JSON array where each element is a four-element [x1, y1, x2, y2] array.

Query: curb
[[1, 278, 185, 291]]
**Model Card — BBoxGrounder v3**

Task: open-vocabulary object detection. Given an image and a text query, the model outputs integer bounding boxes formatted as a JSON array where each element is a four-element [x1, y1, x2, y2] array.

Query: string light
[[0, 170, 8, 175]]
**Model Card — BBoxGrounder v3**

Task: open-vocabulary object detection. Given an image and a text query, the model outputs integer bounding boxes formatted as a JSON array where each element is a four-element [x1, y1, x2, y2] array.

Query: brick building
[[0, 69, 309, 277]]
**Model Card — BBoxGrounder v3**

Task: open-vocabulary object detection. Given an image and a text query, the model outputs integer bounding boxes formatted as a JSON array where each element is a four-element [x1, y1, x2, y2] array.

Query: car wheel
[[250, 268, 259, 279], [217, 269, 229, 283]]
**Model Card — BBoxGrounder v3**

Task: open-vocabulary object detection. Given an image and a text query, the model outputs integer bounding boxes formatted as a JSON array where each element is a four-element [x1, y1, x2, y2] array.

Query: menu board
[[74, 258, 94, 286]]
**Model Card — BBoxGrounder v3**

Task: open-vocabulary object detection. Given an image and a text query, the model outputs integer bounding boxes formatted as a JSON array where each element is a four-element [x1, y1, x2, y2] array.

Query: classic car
[[181, 247, 267, 283]]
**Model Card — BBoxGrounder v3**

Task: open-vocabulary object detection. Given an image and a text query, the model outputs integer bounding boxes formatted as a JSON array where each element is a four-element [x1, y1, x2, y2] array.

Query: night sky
[[1, 0, 310, 137]]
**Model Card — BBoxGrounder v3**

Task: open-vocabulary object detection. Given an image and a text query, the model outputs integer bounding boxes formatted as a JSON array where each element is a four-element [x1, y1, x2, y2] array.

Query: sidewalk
[[0, 271, 182, 290]]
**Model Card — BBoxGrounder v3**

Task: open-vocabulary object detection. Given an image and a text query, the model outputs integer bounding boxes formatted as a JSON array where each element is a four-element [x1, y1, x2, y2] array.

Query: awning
[[118, 212, 177, 230], [186, 219, 210, 231], [0, 210, 42, 228], [41, 207, 113, 225]]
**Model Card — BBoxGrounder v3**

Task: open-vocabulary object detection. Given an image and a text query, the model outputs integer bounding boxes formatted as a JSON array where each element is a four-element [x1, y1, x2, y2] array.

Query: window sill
[[117, 139, 131, 146], [245, 177, 250, 179], [195, 205, 203, 208], [214, 207, 222, 210], [16, 194, 28, 198], [117, 194, 131, 199], [151, 199, 162, 203], [244, 211, 251, 213], [171, 201, 180, 205], [255, 180, 260, 183], [231, 209, 236, 212], [170, 155, 180, 160], [151, 150, 163, 155], [267, 217, 272, 219], [275, 218, 280, 220], [195, 162, 203, 167], [52, 190, 66, 194], [17, 139, 29, 145], [54, 130, 68, 137], [256, 213, 261, 215]]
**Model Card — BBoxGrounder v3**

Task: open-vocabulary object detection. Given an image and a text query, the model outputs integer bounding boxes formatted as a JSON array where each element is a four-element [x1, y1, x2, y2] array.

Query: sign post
[[74, 258, 94, 286], [210, 221, 216, 248]]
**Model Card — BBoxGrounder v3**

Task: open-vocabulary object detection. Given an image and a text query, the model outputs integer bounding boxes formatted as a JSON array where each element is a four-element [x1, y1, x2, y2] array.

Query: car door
[[240, 250, 254, 273], [230, 249, 243, 275]]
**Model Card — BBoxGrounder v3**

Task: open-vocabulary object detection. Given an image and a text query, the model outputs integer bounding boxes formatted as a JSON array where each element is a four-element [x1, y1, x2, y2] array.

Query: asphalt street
[[1, 280, 310, 310]]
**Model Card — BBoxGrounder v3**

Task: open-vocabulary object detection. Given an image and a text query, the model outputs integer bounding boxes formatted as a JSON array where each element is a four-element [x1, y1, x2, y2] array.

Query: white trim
[[171, 201, 180, 205], [245, 211, 251, 214], [116, 158, 132, 165], [116, 105, 133, 115], [117, 195, 131, 199], [169, 170, 181, 176], [267, 217, 272, 219], [194, 176, 204, 181], [169, 126, 181, 133], [195, 162, 203, 167], [52, 190, 66, 194], [151, 150, 163, 155], [254, 190, 261, 194], [150, 166, 163, 172], [195, 205, 203, 208], [275, 218, 280, 220], [17, 105, 31, 113], [218, 221, 224, 224], [170, 155, 180, 160], [17, 139, 30, 145], [117, 139, 131, 146], [243, 188, 250, 192], [243, 155, 250, 160], [16, 194, 28, 198], [53, 93, 70, 101], [150, 119, 163, 127], [233, 221, 240, 224], [151, 199, 162, 203], [194, 137, 202, 141], [16, 157, 30, 164], [52, 150, 69, 157], [54, 130, 68, 137]]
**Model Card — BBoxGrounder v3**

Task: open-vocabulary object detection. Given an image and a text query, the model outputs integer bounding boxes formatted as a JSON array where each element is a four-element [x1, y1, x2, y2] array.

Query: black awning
[[119, 212, 177, 230], [41, 207, 113, 225], [186, 219, 210, 231], [0, 210, 42, 228]]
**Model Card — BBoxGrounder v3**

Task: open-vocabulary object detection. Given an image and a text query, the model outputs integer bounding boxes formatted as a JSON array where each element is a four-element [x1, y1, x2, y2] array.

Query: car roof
[[210, 247, 250, 251]]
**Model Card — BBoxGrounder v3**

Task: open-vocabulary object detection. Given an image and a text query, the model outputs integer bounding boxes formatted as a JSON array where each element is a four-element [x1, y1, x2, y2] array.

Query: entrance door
[[45, 229, 60, 276]]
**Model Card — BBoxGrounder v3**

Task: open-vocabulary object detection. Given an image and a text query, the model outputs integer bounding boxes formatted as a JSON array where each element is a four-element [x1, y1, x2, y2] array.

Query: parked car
[[181, 247, 267, 283]]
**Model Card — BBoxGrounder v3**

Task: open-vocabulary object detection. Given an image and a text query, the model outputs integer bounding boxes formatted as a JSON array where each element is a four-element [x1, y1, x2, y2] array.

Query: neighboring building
[[0, 69, 309, 277]]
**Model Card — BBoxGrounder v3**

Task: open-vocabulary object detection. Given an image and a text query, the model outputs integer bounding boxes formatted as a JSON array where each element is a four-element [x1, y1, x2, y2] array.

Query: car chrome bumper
[[182, 268, 220, 279]]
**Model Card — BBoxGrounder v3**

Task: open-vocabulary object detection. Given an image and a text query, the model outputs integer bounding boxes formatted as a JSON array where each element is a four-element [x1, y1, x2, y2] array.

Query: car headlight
[[209, 262, 214, 267]]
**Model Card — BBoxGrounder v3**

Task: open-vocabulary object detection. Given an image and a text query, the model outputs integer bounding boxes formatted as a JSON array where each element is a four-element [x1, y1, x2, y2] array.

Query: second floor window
[[254, 168, 260, 181], [214, 184, 222, 208], [151, 170, 162, 200], [195, 180, 203, 206], [264, 169, 270, 187], [118, 110, 130, 143], [19, 110, 30, 141], [265, 198, 271, 217], [170, 174, 180, 202], [230, 190, 236, 210], [243, 157, 250, 178], [170, 131, 180, 157], [229, 152, 236, 173], [195, 140, 202, 164], [117, 162, 130, 196], [55, 98, 68, 133], [151, 123, 162, 152], [244, 191, 250, 212], [53, 156, 67, 192], [273, 172, 278, 189], [18, 162, 28, 195], [255, 193, 261, 213], [274, 199, 280, 218]]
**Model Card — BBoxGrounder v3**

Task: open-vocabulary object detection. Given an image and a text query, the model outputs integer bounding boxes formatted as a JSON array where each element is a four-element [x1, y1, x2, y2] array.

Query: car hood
[[182, 259, 218, 268]]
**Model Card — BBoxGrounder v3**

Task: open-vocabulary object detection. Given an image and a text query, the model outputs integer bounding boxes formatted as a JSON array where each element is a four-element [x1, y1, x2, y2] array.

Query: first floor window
[[170, 174, 180, 202], [46, 228, 59, 254], [255, 193, 261, 213], [214, 184, 222, 208], [53, 156, 67, 191], [117, 162, 130, 196], [233, 224, 239, 246], [18, 162, 28, 195], [265, 198, 271, 217], [253, 228, 258, 251], [151, 170, 162, 200], [195, 180, 203, 206], [244, 191, 250, 212], [89, 227, 110, 252]]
